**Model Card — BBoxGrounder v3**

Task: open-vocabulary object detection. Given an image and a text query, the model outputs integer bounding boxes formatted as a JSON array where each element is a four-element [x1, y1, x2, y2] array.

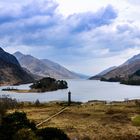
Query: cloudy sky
[[1, 0, 140, 75]]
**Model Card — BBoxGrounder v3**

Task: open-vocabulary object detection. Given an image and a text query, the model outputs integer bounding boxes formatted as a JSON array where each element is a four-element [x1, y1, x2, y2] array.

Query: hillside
[[14, 52, 81, 79], [92, 53, 140, 82], [121, 70, 140, 85], [89, 66, 117, 80], [0, 48, 34, 85], [103, 60, 140, 80], [89, 53, 140, 85]]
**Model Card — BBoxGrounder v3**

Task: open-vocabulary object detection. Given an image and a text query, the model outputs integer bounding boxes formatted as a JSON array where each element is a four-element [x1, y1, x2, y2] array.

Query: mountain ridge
[[90, 53, 140, 84], [0, 48, 34, 85], [89, 66, 117, 80], [14, 52, 82, 79]]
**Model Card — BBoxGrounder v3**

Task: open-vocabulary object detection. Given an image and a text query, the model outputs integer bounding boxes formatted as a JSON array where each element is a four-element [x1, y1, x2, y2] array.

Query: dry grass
[[9, 101, 140, 140]]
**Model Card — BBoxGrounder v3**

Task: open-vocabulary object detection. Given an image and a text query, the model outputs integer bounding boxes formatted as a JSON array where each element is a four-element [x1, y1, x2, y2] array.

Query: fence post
[[68, 91, 71, 106]]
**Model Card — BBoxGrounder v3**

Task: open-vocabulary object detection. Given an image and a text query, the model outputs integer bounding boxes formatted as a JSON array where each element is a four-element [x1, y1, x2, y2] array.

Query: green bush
[[36, 127, 70, 140], [13, 129, 38, 140], [0, 112, 36, 140], [0, 96, 18, 124], [0, 112, 70, 140], [132, 115, 140, 126]]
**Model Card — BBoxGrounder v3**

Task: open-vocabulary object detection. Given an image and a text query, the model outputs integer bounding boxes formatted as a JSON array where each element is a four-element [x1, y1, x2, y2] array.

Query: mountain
[[100, 53, 140, 81], [89, 66, 116, 80], [0, 48, 20, 67], [0, 48, 34, 85], [97, 66, 117, 76], [122, 54, 140, 66], [120, 69, 140, 85], [73, 72, 90, 79], [14, 52, 81, 79]]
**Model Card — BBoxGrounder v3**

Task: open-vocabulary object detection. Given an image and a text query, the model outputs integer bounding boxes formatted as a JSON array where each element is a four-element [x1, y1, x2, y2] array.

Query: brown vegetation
[[8, 100, 140, 140]]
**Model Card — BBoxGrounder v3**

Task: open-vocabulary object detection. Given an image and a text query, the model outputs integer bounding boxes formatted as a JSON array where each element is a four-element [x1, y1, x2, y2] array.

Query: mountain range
[[90, 53, 140, 83], [0, 48, 34, 85], [13, 52, 83, 79], [1, 46, 140, 85], [89, 66, 117, 80]]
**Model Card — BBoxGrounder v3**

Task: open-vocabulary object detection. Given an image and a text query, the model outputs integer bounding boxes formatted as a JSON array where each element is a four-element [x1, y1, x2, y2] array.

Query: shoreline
[[1, 88, 140, 103], [19, 99, 140, 105], [2, 88, 62, 93]]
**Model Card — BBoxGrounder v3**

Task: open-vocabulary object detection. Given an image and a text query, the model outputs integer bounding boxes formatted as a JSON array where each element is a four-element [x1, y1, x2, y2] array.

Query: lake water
[[0, 80, 140, 102]]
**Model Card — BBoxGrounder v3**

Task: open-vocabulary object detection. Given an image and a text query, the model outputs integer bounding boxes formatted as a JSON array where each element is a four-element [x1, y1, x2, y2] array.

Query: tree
[[30, 77, 68, 92]]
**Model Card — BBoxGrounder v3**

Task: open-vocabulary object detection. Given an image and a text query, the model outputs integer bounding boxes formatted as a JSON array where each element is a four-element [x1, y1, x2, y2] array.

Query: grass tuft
[[132, 115, 140, 126]]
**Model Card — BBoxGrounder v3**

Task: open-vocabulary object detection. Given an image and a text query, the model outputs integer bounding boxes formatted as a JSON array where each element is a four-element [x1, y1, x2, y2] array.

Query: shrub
[[110, 113, 130, 123], [0, 95, 18, 124], [132, 115, 140, 126], [35, 99, 40, 107], [0, 112, 36, 140], [0, 112, 70, 140], [135, 100, 140, 107], [13, 129, 38, 140], [36, 127, 70, 140]]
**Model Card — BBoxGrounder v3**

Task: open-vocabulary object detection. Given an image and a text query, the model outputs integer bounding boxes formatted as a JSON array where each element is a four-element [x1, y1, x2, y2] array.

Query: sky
[[1, 0, 140, 75]]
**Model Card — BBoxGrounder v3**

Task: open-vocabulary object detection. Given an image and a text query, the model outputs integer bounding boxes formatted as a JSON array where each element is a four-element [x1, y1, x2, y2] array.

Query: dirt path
[[36, 107, 68, 127]]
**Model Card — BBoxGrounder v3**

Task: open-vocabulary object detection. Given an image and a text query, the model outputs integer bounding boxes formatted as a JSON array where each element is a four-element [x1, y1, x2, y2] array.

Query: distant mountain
[[89, 66, 116, 80], [14, 52, 81, 79], [97, 66, 117, 76], [0, 48, 34, 85], [122, 53, 140, 66], [73, 72, 90, 79], [100, 53, 140, 82]]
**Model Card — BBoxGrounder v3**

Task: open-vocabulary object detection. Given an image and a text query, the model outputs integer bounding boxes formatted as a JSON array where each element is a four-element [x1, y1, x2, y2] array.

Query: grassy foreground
[[9, 100, 140, 140]]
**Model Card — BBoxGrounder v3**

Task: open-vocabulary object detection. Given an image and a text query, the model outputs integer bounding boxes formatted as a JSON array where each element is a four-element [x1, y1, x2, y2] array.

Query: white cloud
[[127, 0, 140, 5], [0, 0, 140, 75]]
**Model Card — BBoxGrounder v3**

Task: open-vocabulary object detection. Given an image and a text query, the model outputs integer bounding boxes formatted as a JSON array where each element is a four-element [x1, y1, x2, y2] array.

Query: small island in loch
[[2, 77, 68, 93]]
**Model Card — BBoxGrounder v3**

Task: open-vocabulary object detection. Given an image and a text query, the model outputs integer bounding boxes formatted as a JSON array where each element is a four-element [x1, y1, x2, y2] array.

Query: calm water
[[0, 80, 140, 102]]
